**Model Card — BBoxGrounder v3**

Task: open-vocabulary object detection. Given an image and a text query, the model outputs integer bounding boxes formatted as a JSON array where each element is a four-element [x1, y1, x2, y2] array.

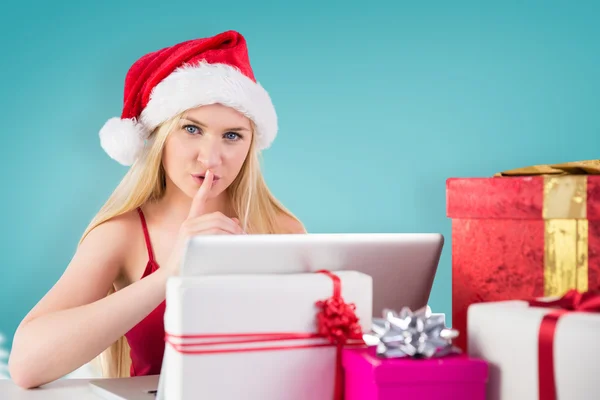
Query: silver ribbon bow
[[363, 306, 461, 358]]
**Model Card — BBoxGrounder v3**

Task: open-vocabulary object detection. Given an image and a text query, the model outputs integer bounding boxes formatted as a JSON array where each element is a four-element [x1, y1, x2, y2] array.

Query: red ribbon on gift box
[[528, 289, 600, 400], [164, 270, 366, 400]]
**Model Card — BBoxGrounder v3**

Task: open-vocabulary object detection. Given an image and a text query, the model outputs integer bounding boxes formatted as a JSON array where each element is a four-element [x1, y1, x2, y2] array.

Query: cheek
[[163, 137, 193, 173], [224, 146, 250, 171]]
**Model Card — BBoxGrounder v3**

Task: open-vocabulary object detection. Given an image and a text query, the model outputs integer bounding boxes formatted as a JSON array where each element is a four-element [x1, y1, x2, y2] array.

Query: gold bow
[[494, 160, 600, 176]]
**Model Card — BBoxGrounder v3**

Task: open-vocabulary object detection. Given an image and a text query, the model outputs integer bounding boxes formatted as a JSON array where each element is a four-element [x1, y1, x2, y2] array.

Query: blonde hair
[[81, 111, 301, 378]]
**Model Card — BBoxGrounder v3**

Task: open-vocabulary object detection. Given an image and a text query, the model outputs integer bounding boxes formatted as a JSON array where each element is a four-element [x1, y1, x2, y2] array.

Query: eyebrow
[[181, 116, 250, 132]]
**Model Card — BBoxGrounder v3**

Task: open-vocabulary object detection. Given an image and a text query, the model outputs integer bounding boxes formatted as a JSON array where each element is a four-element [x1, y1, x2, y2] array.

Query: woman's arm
[[8, 215, 169, 389], [10, 174, 240, 388]]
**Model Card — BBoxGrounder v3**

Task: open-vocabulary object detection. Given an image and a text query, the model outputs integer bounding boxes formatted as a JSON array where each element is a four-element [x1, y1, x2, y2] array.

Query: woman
[[9, 30, 305, 389]]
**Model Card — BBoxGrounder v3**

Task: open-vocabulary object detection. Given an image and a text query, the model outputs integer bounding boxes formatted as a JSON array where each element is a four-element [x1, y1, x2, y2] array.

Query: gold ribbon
[[494, 161, 595, 296], [543, 176, 588, 295]]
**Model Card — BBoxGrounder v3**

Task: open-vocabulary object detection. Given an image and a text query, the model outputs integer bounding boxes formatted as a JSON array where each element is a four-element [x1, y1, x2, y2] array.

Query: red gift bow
[[528, 289, 600, 400], [164, 270, 365, 400]]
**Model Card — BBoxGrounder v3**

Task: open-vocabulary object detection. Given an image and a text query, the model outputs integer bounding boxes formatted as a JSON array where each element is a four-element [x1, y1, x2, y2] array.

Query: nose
[[196, 136, 223, 168]]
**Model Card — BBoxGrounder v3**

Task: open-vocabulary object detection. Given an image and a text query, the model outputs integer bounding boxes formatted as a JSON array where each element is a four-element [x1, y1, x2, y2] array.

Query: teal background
[[1, 0, 599, 367]]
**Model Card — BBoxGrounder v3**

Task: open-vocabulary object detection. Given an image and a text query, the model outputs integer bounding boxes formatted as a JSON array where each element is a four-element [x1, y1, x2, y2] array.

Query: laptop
[[179, 232, 444, 315], [89, 232, 444, 399]]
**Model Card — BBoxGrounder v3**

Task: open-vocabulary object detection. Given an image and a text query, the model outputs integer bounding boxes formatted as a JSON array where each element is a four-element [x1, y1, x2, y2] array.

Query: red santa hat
[[99, 30, 277, 166]]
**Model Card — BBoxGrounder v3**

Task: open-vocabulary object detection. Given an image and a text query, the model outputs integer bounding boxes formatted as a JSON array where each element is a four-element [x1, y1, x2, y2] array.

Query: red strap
[[537, 310, 567, 400], [314, 269, 352, 400], [136, 207, 155, 262], [316, 269, 341, 298]]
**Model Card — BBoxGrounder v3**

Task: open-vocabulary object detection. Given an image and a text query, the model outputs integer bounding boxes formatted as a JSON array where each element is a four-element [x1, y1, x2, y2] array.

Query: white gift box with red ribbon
[[159, 271, 373, 400], [467, 291, 600, 400]]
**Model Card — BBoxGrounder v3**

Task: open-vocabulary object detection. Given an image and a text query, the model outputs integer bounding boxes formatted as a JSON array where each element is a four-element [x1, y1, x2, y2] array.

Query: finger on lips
[[185, 169, 244, 235], [188, 169, 214, 219]]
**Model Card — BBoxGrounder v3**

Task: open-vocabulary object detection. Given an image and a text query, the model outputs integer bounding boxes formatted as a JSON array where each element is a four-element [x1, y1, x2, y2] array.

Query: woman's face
[[162, 103, 253, 200]]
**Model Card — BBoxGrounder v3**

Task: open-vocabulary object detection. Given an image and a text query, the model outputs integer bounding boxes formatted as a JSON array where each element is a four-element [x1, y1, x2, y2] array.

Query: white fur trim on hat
[[140, 61, 278, 151], [99, 117, 148, 166]]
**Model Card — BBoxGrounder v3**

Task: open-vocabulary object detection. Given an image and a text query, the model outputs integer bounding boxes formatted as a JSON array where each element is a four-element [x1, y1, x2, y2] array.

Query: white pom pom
[[99, 117, 148, 166]]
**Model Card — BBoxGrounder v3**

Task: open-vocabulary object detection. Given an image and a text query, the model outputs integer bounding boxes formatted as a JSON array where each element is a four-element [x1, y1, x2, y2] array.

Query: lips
[[193, 174, 220, 180], [192, 174, 220, 185]]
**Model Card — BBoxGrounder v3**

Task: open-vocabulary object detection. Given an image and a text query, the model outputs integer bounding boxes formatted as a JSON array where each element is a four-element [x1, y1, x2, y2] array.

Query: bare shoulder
[[83, 209, 139, 241], [79, 210, 140, 258], [277, 212, 307, 234]]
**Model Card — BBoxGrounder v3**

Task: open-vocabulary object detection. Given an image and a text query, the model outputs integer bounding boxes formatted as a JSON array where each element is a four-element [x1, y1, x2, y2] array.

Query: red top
[[123, 207, 166, 376]]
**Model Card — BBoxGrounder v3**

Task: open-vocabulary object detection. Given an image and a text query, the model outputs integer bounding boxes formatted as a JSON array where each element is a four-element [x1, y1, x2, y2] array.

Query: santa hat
[[99, 30, 277, 166]]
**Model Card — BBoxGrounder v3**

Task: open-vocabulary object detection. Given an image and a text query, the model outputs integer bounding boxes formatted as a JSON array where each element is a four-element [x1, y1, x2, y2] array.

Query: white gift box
[[467, 299, 600, 400], [160, 271, 372, 400]]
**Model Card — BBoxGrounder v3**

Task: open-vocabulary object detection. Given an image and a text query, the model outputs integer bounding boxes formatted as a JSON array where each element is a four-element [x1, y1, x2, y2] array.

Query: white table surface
[[0, 378, 105, 399], [0, 375, 159, 399]]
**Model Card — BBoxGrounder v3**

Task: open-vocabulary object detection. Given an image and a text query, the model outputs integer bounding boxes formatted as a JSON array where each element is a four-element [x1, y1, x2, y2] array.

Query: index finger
[[188, 169, 214, 219]]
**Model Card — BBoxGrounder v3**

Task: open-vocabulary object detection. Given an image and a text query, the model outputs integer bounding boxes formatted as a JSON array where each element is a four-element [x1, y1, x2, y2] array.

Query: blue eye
[[183, 125, 200, 135], [224, 132, 242, 141]]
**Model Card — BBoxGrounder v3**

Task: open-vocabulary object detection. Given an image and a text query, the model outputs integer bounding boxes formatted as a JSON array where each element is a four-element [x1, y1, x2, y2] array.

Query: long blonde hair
[[81, 111, 301, 378]]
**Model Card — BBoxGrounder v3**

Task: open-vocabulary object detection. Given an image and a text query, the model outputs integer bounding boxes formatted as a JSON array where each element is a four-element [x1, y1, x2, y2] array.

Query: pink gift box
[[342, 347, 488, 400]]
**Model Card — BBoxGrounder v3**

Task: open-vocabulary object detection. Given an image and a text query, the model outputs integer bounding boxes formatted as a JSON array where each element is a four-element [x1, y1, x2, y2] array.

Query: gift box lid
[[446, 175, 600, 220], [342, 347, 488, 384]]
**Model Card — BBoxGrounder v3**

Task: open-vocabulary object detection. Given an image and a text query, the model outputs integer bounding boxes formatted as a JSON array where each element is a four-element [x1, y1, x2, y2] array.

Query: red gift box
[[446, 161, 600, 351]]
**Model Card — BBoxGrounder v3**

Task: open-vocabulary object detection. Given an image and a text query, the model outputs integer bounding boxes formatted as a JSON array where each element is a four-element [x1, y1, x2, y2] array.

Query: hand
[[163, 170, 244, 276]]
